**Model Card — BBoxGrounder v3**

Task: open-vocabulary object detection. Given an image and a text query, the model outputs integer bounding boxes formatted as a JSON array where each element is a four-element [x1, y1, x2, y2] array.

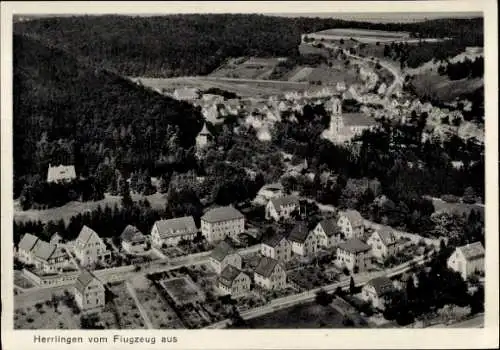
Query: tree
[[119, 176, 133, 208], [349, 276, 356, 295]]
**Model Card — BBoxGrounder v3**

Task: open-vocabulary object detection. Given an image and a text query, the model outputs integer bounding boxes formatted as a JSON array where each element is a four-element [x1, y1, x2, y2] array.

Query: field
[[210, 57, 286, 80], [108, 282, 146, 329], [408, 73, 483, 102], [308, 28, 410, 43], [160, 276, 205, 305], [14, 303, 80, 329], [430, 198, 484, 219]]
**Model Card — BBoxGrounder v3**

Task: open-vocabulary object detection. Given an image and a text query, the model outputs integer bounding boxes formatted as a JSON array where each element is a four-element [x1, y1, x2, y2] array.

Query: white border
[[1, 1, 498, 349]]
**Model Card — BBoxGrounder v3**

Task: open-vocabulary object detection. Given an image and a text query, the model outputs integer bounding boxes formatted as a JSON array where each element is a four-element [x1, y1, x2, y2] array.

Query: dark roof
[[287, 222, 310, 243], [458, 242, 484, 261], [269, 195, 299, 210], [338, 238, 371, 254], [318, 219, 340, 237], [120, 225, 146, 243], [218, 265, 244, 287], [18, 233, 39, 252], [366, 276, 395, 296], [74, 269, 100, 295], [154, 216, 197, 237], [254, 256, 279, 278], [202, 206, 244, 223], [210, 240, 236, 262], [262, 234, 287, 248]]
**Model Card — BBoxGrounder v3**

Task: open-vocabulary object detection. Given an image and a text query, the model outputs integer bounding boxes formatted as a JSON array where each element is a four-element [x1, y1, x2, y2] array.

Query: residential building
[[73, 226, 111, 267], [337, 210, 365, 239], [265, 195, 299, 221], [74, 269, 105, 313], [313, 218, 344, 248], [336, 238, 372, 272], [120, 225, 147, 253], [209, 240, 242, 274], [196, 122, 211, 151], [47, 164, 76, 183], [361, 276, 395, 310], [255, 183, 284, 203], [32, 240, 70, 273], [261, 235, 292, 262], [447, 242, 485, 280], [201, 206, 245, 243], [17, 233, 40, 264], [367, 227, 400, 262], [288, 222, 318, 257], [151, 216, 197, 247], [254, 256, 287, 290], [218, 265, 251, 298]]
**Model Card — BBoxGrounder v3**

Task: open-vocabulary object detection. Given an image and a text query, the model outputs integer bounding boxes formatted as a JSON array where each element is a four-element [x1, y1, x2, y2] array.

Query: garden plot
[[14, 303, 80, 329], [14, 270, 35, 289], [160, 276, 206, 306], [288, 265, 339, 291], [107, 282, 146, 329]]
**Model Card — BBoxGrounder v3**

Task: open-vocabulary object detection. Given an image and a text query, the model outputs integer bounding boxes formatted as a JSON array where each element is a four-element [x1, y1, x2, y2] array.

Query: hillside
[[13, 34, 203, 196]]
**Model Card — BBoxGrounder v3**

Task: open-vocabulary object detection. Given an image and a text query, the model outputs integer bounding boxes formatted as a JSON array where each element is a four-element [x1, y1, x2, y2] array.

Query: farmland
[[14, 303, 80, 329], [108, 282, 146, 329], [305, 28, 410, 43], [209, 57, 286, 80]]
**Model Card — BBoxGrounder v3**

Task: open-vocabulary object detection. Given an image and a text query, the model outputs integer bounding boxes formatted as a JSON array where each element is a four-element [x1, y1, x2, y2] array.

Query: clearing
[[408, 73, 483, 102], [210, 57, 286, 80]]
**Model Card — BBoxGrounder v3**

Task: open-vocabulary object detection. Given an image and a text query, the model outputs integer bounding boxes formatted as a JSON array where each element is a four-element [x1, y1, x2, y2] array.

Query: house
[[50, 233, 63, 245], [255, 183, 284, 203], [32, 240, 70, 273], [17, 233, 40, 264], [288, 222, 318, 257], [337, 210, 365, 239], [447, 242, 485, 280], [265, 195, 299, 221], [209, 240, 242, 274], [196, 122, 211, 151], [47, 164, 76, 183], [336, 238, 372, 272], [218, 265, 251, 298], [313, 218, 344, 248], [361, 276, 395, 310], [120, 225, 147, 253], [201, 206, 245, 243], [367, 227, 400, 262], [254, 256, 287, 290], [151, 216, 197, 247], [73, 226, 111, 267], [261, 235, 292, 262], [74, 269, 105, 313]]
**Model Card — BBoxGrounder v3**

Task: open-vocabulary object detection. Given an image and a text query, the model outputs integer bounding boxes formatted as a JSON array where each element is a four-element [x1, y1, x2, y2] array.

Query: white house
[[265, 195, 299, 221], [151, 216, 197, 247], [447, 242, 485, 280], [367, 227, 400, 262], [288, 222, 318, 257], [196, 122, 212, 152], [120, 225, 147, 253], [47, 164, 76, 183], [218, 265, 251, 298], [313, 218, 344, 248], [17, 233, 40, 265], [337, 210, 365, 239], [361, 276, 395, 310], [261, 235, 292, 262], [201, 206, 245, 243], [336, 238, 372, 272], [73, 226, 111, 267], [74, 269, 106, 313], [209, 240, 242, 274], [254, 256, 287, 290]]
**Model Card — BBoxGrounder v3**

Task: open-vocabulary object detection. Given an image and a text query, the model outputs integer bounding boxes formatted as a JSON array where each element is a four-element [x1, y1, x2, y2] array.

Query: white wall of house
[[254, 264, 286, 290], [261, 240, 292, 262], [74, 280, 105, 312], [210, 254, 242, 274], [74, 236, 109, 267], [336, 249, 372, 272], [337, 216, 364, 239], [219, 273, 251, 298], [201, 218, 245, 243], [447, 250, 485, 280]]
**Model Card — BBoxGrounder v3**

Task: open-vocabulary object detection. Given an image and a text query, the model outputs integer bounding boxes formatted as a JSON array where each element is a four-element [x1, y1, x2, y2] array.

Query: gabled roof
[[218, 265, 244, 288], [338, 238, 371, 254], [153, 216, 197, 238], [254, 256, 279, 278], [76, 226, 101, 246], [47, 164, 76, 183], [269, 195, 299, 211], [33, 240, 64, 261], [376, 227, 398, 246], [339, 209, 364, 228], [18, 233, 39, 252], [366, 276, 395, 296], [199, 123, 211, 135], [120, 225, 145, 243], [288, 222, 311, 243], [202, 206, 244, 223], [50, 233, 62, 244], [210, 240, 236, 262], [318, 219, 340, 237], [75, 269, 101, 295], [457, 242, 485, 261], [262, 234, 287, 248]]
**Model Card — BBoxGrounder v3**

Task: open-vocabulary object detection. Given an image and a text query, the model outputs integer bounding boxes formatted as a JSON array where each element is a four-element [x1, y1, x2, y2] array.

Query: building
[[74, 269, 105, 313], [151, 216, 197, 247], [447, 242, 485, 280], [313, 218, 344, 248], [47, 164, 76, 183], [265, 195, 299, 221], [209, 240, 242, 274], [367, 227, 400, 262], [32, 240, 70, 273], [218, 265, 251, 298], [17, 233, 40, 264], [336, 238, 372, 272], [254, 256, 287, 290], [172, 88, 199, 101], [73, 226, 111, 267], [255, 183, 284, 203], [261, 235, 292, 262], [361, 276, 395, 310], [337, 210, 365, 239], [324, 97, 342, 115], [50, 233, 63, 245], [201, 206, 245, 243], [196, 122, 211, 152], [288, 222, 318, 257], [120, 225, 147, 253]]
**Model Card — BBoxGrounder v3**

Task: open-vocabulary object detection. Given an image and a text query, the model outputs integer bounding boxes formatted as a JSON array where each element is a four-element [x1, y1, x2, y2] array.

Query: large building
[[74, 269, 105, 313], [447, 242, 485, 280], [218, 265, 251, 298], [337, 210, 365, 239], [288, 222, 318, 257], [265, 195, 299, 221], [201, 206, 245, 243], [254, 256, 287, 290], [209, 240, 242, 274], [261, 234, 292, 262], [336, 238, 372, 272], [151, 216, 197, 247], [47, 164, 76, 183], [73, 226, 111, 267]]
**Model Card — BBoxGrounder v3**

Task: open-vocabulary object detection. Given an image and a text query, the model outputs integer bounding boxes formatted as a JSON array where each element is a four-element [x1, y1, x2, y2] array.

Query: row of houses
[[17, 233, 71, 273]]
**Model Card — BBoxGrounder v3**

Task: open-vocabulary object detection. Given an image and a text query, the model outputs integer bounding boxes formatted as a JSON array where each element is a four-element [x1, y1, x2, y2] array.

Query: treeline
[[13, 35, 203, 200], [438, 57, 484, 80], [14, 15, 482, 78]]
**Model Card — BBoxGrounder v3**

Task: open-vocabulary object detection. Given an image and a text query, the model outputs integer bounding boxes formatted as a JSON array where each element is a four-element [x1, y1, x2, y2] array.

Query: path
[[126, 281, 154, 329]]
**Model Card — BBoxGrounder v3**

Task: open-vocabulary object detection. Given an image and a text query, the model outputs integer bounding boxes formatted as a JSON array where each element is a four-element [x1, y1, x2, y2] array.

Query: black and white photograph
[[1, 1, 498, 347]]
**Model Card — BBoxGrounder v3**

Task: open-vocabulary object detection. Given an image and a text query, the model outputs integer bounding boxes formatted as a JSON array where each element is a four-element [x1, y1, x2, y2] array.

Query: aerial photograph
[[12, 11, 485, 330]]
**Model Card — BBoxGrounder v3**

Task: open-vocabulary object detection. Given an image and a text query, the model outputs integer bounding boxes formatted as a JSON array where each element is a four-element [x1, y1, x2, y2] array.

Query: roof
[[199, 123, 210, 135], [201, 206, 244, 223], [288, 222, 311, 243], [376, 227, 398, 246], [269, 195, 299, 211], [47, 164, 76, 182], [338, 238, 371, 254], [262, 234, 287, 248], [318, 219, 340, 237], [75, 269, 101, 295], [218, 265, 244, 287], [18, 233, 39, 252], [339, 209, 364, 228], [254, 256, 279, 278], [154, 216, 197, 238], [33, 240, 66, 261], [120, 225, 145, 242], [50, 233, 62, 244], [76, 226, 101, 246], [210, 240, 236, 262], [457, 242, 485, 261], [366, 276, 395, 296], [260, 183, 284, 192], [342, 113, 377, 127]]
